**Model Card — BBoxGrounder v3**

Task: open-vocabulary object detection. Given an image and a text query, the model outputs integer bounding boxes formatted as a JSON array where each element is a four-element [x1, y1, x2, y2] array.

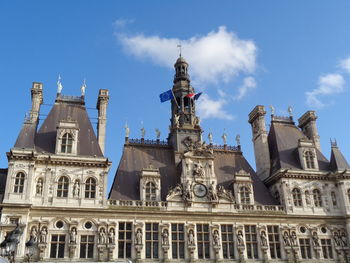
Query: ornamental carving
[[182, 137, 213, 156]]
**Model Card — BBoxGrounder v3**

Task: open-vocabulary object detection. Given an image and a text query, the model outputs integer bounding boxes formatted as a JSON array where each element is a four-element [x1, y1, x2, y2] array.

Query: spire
[[173, 55, 190, 83], [330, 142, 350, 171]]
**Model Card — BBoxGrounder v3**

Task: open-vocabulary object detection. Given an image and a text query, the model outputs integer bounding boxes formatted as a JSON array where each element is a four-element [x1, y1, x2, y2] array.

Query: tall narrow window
[[221, 224, 235, 259], [13, 172, 25, 193], [85, 177, 96, 198], [146, 223, 159, 259], [305, 151, 315, 169], [61, 133, 73, 153], [50, 235, 65, 258], [347, 189, 350, 204], [57, 176, 69, 197], [299, 238, 312, 259], [267, 226, 281, 259], [197, 224, 210, 259], [245, 225, 258, 259], [80, 235, 94, 258], [321, 239, 333, 259], [118, 222, 132, 259], [240, 187, 250, 204], [171, 223, 185, 259], [292, 188, 302, 207], [145, 182, 156, 201], [313, 189, 322, 207]]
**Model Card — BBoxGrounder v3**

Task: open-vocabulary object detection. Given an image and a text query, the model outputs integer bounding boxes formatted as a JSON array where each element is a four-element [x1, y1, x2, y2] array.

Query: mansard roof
[[14, 96, 103, 157], [268, 117, 330, 175], [330, 144, 350, 171], [109, 142, 277, 205]]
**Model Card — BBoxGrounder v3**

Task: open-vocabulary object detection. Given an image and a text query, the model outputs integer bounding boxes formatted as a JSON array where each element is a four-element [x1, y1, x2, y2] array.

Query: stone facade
[[1, 57, 350, 263]]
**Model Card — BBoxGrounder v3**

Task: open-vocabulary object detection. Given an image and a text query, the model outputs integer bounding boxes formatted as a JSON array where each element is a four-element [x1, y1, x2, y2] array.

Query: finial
[[141, 122, 145, 139], [288, 106, 293, 117], [177, 44, 182, 57], [221, 130, 227, 145], [270, 105, 275, 115], [155, 129, 160, 140], [208, 132, 213, 144], [124, 122, 130, 138], [330, 138, 338, 147], [57, 74, 63, 94], [235, 134, 241, 146], [81, 79, 86, 97]]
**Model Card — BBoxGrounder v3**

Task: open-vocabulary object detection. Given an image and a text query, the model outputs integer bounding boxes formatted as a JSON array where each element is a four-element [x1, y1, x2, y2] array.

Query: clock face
[[193, 183, 207, 198]]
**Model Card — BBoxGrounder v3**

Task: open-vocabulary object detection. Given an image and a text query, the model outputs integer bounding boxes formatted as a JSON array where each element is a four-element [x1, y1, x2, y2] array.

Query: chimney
[[96, 89, 109, 155], [29, 82, 43, 124], [298, 111, 321, 151], [248, 105, 271, 181]]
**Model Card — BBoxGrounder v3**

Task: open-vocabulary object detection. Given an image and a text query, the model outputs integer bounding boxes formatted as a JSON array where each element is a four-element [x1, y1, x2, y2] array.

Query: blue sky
[[1, 1, 350, 191]]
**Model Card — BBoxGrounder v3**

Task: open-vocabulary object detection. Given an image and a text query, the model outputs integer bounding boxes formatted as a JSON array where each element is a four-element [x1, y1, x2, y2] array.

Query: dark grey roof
[[330, 145, 350, 171], [268, 118, 330, 175], [35, 100, 103, 157], [14, 122, 37, 149], [109, 143, 277, 205], [0, 169, 8, 203]]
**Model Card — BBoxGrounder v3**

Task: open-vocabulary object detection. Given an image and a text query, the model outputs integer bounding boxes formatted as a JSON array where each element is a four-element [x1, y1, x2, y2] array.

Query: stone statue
[[217, 185, 235, 202], [194, 116, 201, 126], [235, 134, 241, 146], [81, 79, 86, 96], [57, 74, 63, 94], [208, 132, 213, 144], [288, 106, 293, 117], [213, 230, 220, 246], [188, 230, 195, 246], [162, 229, 169, 246], [135, 229, 142, 245], [36, 179, 43, 195], [174, 114, 180, 127], [125, 123, 130, 138], [283, 231, 290, 246], [40, 227, 48, 244], [166, 184, 183, 200], [141, 127, 146, 138], [290, 231, 297, 246], [333, 232, 341, 246], [98, 228, 107, 244], [73, 180, 80, 197], [222, 132, 227, 145], [193, 163, 204, 178], [155, 129, 160, 140], [70, 227, 77, 244], [208, 182, 218, 201], [312, 231, 320, 247], [237, 231, 244, 246], [305, 191, 311, 205], [108, 228, 115, 244], [183, 181, 192, 202], [260, 231, 268, 247], [341, 232, 348, 247], [31, 226, 38, 243], [270, 105, 275, 115]]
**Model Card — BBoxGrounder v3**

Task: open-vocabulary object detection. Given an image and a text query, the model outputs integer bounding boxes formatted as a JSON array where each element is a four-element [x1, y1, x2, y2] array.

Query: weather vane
[[177, 43, 182, 57]]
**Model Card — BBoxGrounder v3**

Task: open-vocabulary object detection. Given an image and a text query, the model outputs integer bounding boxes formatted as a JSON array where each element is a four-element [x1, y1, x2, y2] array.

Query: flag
[[159, 90, 174, 103], [186, 92, 202, 100], [194, 92, 202, 100]]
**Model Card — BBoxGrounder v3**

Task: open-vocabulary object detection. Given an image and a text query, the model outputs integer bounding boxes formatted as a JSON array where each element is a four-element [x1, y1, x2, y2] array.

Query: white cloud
[[339, 56, 350, 73], [196, 94, 234, 120], [114, 18, 134, 28], [117, 26, 257, 85], [306, 73, 345, 108], [234, 76, 257, 100]]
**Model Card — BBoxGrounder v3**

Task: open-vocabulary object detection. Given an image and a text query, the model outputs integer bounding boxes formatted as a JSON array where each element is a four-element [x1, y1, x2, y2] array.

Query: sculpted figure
[[341, 232, 348, 247], [188, 230, 195, 246], [260, 231, 268, 247], [174, 114, 180, 127], [108, 228, 115, 244], [135, 229, 142, 245], [193, 163, 204, 178], [208, 132, 213, 144], [40, 227, 48, 243], [312, 232, 320, 247], [36, 179, 43, 195], [221, 132, 227, 145], [73, 180, 80, 197], [334, 232, 341, 246], [183, 181, 192, 202], [237, 231, 244, 246], [283, 231, 290, 246], [155, 129, 161, 140], [290, 231, 297, 246], [98, 228, 106, 244], [125, 124, 130, 138], [162, 229, 169, 246], [208, 182, 218, 201], [70, 227, 77, 244], [213, 230, 220, 246], [31, 226, 38, 243], [141, 127, 146, 138]]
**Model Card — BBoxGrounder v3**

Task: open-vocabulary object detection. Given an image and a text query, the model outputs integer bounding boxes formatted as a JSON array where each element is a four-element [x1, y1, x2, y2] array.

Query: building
[[1, 56, 350, 263]]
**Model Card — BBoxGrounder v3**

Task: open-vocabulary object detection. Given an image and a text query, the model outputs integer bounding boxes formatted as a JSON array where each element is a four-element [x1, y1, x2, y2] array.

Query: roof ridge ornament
[[288, 106, 293, 118], [81, 79, 86, 97], [221, 130, 227, 145], [270, 105, 275, 116], [330, 138, 338, 148], [57, 74, 63, 95]]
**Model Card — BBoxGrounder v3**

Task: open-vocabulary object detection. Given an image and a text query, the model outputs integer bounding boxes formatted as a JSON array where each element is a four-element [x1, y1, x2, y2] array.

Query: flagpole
[[171, 89, 179, 108]]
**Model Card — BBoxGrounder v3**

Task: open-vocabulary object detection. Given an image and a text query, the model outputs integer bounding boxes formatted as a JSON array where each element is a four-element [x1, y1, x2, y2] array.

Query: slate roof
[[0, 169, 8, 203], [330, 145, 350, 171], [109, 143, 277, 205], [268, 117, 330, 175], [14, 96, 103, 157]]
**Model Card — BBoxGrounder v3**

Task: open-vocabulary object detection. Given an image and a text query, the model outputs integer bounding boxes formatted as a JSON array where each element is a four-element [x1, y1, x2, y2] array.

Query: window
[[331, 191, 337, 207], [13, 172, 25, 193], [50, 235, 65, 258], [61, 133, 73, 153], [347, 189, 350, 204], [268, 226, 281, 259], [245, 225, 258, 259], [145, 182, 156, 201], [57, 176, 69, 197], [313, 189, 322, 207], [118, 222, 132, 259], [305, 151, 315, 169], [80, 235, 94, 258], [85, 177, 96, 198], [274, 191, 280, 205], [321, 239, 333, 259], [146, 223, 159, 259], [171, 223, 185, 259], [197, 224, 210, 259], [292, 188, 302, 207], [221, 224, 235, 259], [240, 186, 250, 204], [299, 238, 312, 259]]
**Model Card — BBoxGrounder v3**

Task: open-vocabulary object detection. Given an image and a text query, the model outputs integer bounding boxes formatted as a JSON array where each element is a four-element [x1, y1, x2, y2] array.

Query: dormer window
[[240, 186, 250, 204], [140, 168, 161, 201], [298, 138, 319, 170], [233, 169, 254, 205], [305, 151, 315, 169], [145, 182, 157, 201], [61, 133, 73, 153]]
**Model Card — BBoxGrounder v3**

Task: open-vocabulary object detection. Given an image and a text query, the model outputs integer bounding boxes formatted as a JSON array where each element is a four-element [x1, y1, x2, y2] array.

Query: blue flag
[[159, 90, 174, 103]]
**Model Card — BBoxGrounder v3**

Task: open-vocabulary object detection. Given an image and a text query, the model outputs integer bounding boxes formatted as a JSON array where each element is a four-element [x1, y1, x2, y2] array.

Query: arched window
[[85, 177, 96, 199], [313, 189, 322, 207], [61, 133, 73, 153], [145, 182, 157, 201], [305, 151, 315, 169], [240, 186, 250, 204], [57, 176, 69, 197], [292, 188, 302, 207], [13, 172, 25, 193]]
